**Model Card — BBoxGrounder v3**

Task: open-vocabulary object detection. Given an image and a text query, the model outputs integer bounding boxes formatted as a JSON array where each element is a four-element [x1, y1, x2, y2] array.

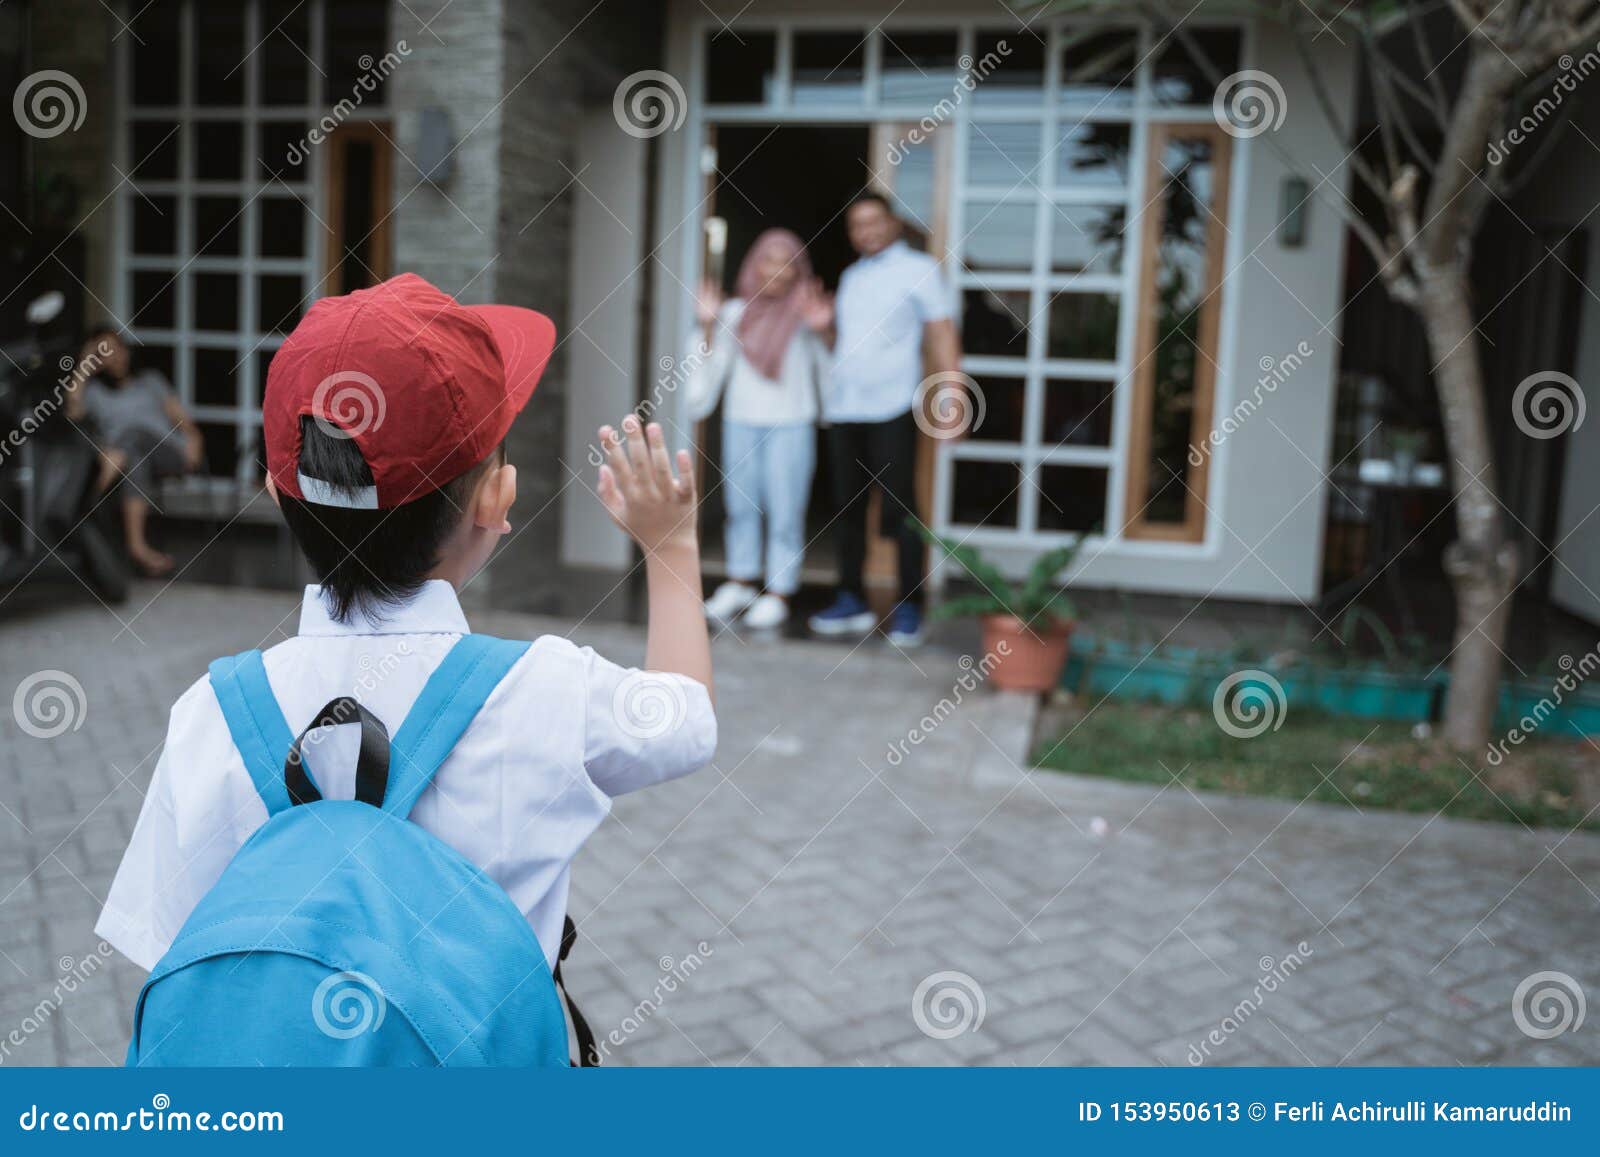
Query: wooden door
[[320, 121, 393, 297]]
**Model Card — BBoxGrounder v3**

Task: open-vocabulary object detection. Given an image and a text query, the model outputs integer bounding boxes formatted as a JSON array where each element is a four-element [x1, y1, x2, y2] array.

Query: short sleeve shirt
[[83, 369, 177, 448], [95, 582, 718, 971], [827, 241, 953, 423]]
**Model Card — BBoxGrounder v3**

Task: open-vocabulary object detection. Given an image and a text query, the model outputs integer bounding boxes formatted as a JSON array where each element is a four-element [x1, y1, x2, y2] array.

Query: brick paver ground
[[1, 584, 1596, 1066]]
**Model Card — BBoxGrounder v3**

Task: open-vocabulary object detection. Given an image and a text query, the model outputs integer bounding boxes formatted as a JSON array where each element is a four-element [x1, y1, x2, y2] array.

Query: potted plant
[[920, 527, 1085, 692]]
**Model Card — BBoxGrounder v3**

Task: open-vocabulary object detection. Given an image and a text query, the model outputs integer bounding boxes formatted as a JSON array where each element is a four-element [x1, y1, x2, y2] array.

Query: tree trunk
[[1414, 263, 1517, 750]]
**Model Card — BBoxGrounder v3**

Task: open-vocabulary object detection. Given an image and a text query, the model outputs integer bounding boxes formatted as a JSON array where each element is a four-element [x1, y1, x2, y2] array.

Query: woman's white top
[[683, 299, 830, 428]]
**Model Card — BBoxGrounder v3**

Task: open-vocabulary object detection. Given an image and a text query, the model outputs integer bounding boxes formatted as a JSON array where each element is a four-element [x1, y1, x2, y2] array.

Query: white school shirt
[[683, 299, 828, 427], [95, 581, 717, 972], [828, 240, 953, 423]]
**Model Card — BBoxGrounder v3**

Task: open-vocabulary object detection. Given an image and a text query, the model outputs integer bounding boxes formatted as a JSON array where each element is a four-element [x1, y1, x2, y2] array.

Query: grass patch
[[1032, 701, 1599, 832]]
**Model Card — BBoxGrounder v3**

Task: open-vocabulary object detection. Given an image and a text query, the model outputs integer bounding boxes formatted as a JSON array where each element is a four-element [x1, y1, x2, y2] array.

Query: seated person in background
[[68, 326, 204, 576]]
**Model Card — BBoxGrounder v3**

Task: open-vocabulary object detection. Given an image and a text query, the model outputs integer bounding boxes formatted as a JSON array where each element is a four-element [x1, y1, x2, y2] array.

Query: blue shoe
[[808, 592, 876, 637], [885, 604, 924, 647]]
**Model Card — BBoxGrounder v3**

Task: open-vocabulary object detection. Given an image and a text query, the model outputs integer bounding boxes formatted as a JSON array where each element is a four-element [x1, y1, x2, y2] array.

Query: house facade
[[22, 1, 1591, 624]]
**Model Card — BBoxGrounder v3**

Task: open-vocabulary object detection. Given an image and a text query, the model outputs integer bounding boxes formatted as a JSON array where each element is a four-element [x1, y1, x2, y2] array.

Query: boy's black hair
[[848, 190, 894, 215], [276, 417, 502, 623]]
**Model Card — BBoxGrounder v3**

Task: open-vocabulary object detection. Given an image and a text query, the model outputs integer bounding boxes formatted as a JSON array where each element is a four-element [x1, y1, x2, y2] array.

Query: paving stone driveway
[[1, 584, 1596, 1066]]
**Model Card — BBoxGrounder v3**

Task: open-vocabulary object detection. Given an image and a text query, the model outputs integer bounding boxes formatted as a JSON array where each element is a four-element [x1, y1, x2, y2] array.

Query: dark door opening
[[697, 124, 871, 588]]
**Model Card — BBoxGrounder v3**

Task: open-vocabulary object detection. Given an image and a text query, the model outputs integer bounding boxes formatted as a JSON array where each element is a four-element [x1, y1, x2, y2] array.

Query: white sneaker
[[741, 593, 789, 630], [705, 581, 758, 623]]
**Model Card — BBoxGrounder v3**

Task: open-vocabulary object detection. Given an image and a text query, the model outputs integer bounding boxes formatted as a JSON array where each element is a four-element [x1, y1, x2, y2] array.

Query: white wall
[[561, 112, 651, 570], [1511, 102, 1600, 625], [653, 1, 1358, 603]]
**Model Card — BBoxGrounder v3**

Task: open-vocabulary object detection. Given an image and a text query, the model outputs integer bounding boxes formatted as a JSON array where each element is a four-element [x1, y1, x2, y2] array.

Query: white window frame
[[111, 0, 330, 491], [680, 9, 1253, 562]]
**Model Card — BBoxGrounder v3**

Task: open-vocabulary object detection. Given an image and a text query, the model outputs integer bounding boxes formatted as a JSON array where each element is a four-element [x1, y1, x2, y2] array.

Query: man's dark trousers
[[828, 410, 923, 605]]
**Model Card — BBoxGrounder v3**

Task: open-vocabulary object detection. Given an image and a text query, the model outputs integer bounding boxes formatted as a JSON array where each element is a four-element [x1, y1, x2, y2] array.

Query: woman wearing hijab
[[687, 228, 833, 630]]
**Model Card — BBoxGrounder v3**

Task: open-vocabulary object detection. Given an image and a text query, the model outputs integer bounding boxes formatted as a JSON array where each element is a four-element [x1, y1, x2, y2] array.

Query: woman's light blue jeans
[[722, 420, 816, 596]]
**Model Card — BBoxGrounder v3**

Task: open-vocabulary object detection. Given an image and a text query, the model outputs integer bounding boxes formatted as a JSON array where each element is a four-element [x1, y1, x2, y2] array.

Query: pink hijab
[[735, 228, 812, 381]]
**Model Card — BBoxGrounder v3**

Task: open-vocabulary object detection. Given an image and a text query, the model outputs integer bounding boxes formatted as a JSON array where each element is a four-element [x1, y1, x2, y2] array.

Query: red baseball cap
[[263, 273, 555, 508]]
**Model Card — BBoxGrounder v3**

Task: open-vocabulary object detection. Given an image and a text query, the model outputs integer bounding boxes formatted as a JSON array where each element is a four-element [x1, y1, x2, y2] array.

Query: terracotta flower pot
[[980, 614, 1075, 693]]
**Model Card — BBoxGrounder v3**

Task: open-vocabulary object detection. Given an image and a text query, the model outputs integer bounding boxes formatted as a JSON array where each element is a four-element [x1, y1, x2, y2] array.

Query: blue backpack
[[126, 634, 596, 1067]]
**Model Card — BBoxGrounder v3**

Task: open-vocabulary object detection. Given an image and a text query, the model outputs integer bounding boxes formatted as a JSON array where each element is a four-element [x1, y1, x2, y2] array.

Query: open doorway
[[697, 124, 871, 589]]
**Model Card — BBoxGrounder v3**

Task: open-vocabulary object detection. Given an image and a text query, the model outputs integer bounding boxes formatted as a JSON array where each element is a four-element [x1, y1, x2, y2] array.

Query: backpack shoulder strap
[[208, 650, 295, 817], [383, 634, 531, 818]]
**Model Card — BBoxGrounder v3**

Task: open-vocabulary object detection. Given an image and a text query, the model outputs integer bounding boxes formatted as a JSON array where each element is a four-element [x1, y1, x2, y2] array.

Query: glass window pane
[[879, 31, 959, 104], [197, 422, 240, 478], [261, 0, 312, 106], [130, 272, 176, 329], [1050, 203, 1125, 274], [192, 346, 239, 409], [136, 343, 176, 387], [1043, 379, 1114, 446], [324, 0, 390, 106], [706, 31, 777, 103], [962, 201, 1035, 273], [792, 32, 864, 104], [1055, 123, 1131, 191], [962, 288, 1031, 358], [966, 121, 1041, 186], [194, 3, 246, 106], [259, 122, 309, 183], [130, 121, 180, 180], [951, 460, 1020, 528], [195, 122, 243, 181], [1152, 27, 1242, 106], [130, 2, 181, 106], [1037, 465, 1107, 532], [967, 375, 1025, 443], [970, 31, 1044, 107], [132, 195, 178, 255], [1059, 28, 1138, 107], [259, 198, 306, 258], [1045, 292, 1119, 361], [195, 197, 242, 257], [193, 273, 240, 333], [258, 275, 305, 334]]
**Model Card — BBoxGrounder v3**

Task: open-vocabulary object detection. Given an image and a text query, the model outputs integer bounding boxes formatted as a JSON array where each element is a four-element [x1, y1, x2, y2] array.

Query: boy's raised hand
[[597, 416, 698, 555]]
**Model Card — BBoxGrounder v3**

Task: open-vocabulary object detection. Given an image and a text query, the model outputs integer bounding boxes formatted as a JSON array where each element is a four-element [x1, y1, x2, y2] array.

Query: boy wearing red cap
[[96, 275, 716, 985]]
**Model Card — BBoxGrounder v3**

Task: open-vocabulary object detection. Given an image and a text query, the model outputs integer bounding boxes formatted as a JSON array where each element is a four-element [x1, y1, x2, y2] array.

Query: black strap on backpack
[[553, 915, 599, 1066]]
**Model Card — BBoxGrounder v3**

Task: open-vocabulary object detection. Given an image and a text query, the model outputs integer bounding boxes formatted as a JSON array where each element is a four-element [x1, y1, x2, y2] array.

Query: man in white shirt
[[808, 193, 962, 646]]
